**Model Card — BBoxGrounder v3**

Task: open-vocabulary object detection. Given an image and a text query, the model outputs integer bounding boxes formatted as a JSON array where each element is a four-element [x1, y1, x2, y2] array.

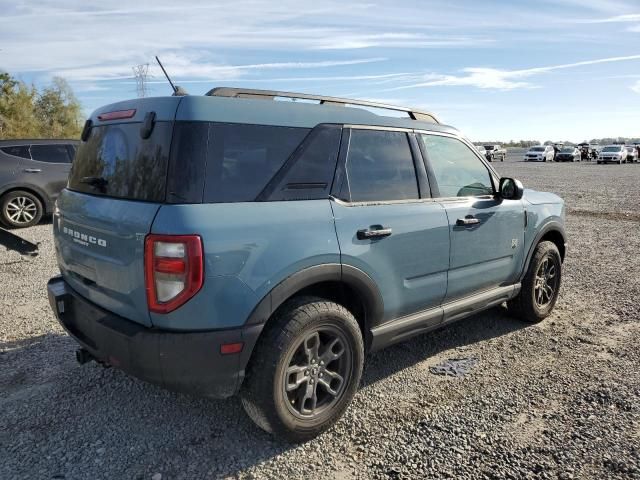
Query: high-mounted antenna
[[155, 56, 188, 96]]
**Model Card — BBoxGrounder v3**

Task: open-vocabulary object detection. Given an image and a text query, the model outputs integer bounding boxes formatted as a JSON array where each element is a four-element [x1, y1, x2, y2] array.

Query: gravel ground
[[1, 160, 639, 480]]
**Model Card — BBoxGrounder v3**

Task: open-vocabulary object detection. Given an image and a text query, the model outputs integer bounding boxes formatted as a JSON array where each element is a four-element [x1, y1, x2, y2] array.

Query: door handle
[[357, 227, 393, 240], [456, 217, 480, 226], [23, 168, 42, 173]]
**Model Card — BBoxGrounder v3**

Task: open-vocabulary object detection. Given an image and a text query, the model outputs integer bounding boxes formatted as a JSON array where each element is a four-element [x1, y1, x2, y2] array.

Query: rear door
[[25, 143, 73, 202], [55, 101, 178, 326], [417, 133, 525, 302], [332, 128, 450, 323]]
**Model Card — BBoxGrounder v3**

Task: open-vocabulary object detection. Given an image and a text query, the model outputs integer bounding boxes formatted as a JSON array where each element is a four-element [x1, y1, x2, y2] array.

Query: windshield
[[530, 147, 545, 152], [602, 146, 622, 152], [484, 145, 495, 150], [560, 147, 574, 153]]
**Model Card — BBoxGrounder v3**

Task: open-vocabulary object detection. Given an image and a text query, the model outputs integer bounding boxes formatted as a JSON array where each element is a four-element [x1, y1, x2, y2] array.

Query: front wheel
[[240, 296, 364, 442], [508, 241, 562, 323]]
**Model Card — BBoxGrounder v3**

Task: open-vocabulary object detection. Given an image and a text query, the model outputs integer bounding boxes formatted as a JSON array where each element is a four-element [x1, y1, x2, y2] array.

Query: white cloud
[[387, 54, 640, 91], [52, 55, 388, 81], [632, 80, 640, 93]]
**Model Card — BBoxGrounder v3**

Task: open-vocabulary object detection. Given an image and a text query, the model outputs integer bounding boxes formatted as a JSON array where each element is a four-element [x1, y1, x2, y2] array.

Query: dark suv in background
[[0, 139, 78, 227]]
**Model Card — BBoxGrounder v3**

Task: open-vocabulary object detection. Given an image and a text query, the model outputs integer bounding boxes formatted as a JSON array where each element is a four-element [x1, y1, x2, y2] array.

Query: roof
[[88, 89, 459, 135]]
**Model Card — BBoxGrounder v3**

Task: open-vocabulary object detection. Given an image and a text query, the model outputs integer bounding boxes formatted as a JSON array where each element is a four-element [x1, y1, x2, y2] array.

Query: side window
[[345, 129, 419, 202], [204, 123, 310, 203], [30, 144, 72, 164], [0, 145, 31, 159], [419, 134, 494, 198]]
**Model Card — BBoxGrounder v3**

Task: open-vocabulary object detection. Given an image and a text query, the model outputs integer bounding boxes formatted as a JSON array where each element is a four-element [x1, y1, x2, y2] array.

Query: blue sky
[[1, 0, 639, 142]]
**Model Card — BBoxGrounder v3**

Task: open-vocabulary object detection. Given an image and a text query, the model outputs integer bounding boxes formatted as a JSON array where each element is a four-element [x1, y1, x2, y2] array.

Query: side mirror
[[499, 177, 524, 200]]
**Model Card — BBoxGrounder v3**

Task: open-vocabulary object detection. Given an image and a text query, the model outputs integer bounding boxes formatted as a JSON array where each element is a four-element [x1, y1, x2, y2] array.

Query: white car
[[476, 145, 487, 157], [597, 145, 628, 164], [624, 146, 638, 163], [524, 145, 554, 162]]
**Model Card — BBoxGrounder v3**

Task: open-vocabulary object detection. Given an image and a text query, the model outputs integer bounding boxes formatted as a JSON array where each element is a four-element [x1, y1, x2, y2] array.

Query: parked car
[[47, 88, 566, 442], [483, 144, 506, 162], [624, 146, 638, 163], [0, 139, 78, 228], [555, 146, 581, 162], [524, 145, 555, 162], [577, 142, 598, 161], [597, 145, 628, 164]]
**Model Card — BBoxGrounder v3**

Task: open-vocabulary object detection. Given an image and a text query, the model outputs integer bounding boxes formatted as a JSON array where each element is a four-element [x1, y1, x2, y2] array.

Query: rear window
[[203, 123, 310, 203], [68, 122, 172, 202]]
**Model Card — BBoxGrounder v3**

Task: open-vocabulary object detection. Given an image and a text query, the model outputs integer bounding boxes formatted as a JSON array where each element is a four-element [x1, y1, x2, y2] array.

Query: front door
[[332, 128, 450, 323], [417, 133, 525, 302]]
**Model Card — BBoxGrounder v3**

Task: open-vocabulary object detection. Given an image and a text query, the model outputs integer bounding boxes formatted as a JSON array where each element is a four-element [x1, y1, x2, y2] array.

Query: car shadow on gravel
[[362, 306, 529, 387], [1, 307, 530, 479]]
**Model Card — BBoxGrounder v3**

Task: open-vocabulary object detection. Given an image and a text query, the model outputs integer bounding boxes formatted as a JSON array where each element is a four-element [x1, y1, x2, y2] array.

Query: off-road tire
[[240, 296, 364, 442], [508, 241, 562, 323], [0, 190, 43, 228]]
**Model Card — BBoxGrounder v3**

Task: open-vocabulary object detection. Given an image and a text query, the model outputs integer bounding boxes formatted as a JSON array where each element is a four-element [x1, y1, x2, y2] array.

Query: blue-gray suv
[[47, 88, 566, 441]]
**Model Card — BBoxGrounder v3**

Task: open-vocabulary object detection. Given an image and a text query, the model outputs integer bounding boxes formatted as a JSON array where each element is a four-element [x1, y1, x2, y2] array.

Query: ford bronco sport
[[47, 88, 566, 442]]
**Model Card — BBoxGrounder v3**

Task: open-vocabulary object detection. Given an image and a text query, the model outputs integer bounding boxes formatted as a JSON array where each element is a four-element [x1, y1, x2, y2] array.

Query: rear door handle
[[23, 168, 42, 173], [456, 216, 480, 226], [357, 227, 393, 240]]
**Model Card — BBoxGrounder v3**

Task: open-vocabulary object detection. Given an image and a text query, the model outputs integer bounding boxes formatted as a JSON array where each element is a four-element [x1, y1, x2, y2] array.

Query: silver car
[[524, 145, 554, 162], [624, 146, 638, 163], [597, 145, 628, 164]]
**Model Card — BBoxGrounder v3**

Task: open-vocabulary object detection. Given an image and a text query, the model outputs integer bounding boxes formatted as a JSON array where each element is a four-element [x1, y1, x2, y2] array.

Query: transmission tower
[[132, 64, 149, 98]]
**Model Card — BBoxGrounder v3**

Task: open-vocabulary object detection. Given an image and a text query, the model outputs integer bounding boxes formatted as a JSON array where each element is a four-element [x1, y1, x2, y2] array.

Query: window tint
[[262, 125, 342, 201], [419, 134, 493, 198], [68, 122, 172, 202], [30, 144, 72, 163], [203, 123, 310, 203], [1, 145, 31, 159], [345, 129, 418, 202]]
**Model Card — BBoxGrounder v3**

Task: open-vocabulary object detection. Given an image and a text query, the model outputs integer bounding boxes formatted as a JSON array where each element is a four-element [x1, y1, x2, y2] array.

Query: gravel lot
[[1, 159, 639, 480]]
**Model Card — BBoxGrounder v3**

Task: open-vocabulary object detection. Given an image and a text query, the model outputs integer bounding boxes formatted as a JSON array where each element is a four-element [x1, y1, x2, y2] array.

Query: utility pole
[[132, 64, 149, 98]]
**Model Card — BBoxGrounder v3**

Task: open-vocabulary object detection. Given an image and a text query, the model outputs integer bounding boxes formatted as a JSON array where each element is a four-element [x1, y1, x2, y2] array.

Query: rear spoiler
[[0, 227, 39, 257]]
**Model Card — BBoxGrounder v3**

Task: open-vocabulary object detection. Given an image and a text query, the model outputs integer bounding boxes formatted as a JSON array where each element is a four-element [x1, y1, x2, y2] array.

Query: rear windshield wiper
[[80, 176, 108, 190]]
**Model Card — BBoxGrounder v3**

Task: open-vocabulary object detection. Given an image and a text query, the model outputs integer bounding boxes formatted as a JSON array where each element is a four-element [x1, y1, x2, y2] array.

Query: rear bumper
[[47, 276, 263, 398]]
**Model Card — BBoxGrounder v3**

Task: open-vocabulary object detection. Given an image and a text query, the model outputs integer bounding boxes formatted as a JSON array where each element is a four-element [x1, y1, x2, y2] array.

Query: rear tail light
[[144, 234, 203, 314]]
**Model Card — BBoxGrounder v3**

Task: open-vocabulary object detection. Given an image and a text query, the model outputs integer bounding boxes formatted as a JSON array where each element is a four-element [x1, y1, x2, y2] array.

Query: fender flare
[[519, 220, 567, 282], [244, 263, 384, 330]]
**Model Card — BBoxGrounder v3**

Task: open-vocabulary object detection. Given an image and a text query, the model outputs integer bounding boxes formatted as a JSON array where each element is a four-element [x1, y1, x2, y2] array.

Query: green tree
[[34, 77, 82, 138], [0, 72, 82, 139]]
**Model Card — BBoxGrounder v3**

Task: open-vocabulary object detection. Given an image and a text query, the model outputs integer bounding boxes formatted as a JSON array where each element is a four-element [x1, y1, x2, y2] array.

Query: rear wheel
[[0, 190, 43, 228], [508, 241, 562, 323], [240, 296, 364, 442]]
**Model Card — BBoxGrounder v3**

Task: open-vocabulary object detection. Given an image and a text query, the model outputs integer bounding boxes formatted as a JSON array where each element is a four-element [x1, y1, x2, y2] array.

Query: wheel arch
[[244, 264, 384, 352], [520, 222, 567, 282]]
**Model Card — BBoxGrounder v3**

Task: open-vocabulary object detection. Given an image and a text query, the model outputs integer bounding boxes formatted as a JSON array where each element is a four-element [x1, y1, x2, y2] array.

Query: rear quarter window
[[203, 123, 310, 203]]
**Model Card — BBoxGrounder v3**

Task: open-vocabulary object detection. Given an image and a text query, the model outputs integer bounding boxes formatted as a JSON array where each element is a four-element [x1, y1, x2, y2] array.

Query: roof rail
[[206, 87, 439, 124]]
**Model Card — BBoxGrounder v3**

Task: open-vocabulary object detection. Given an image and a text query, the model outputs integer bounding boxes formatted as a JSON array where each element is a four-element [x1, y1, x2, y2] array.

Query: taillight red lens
[[144, 234, 204, 314]]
